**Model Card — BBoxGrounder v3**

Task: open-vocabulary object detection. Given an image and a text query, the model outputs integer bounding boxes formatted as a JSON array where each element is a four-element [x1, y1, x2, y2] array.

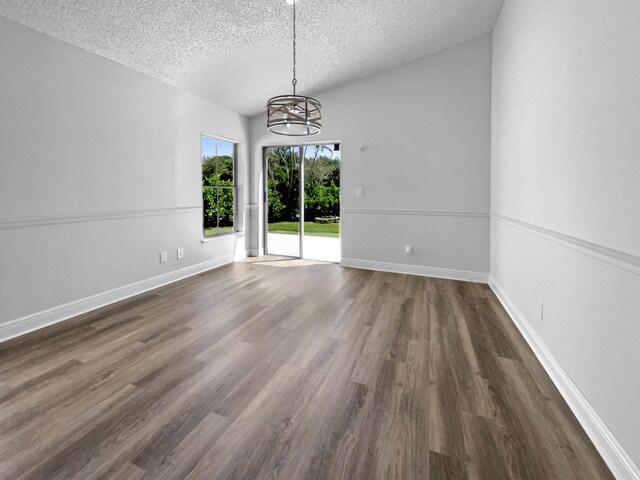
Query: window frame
[[201, 133, 237, 238]]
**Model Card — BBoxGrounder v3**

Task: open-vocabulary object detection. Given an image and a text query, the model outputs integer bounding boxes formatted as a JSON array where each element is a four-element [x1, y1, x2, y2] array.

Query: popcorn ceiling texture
[[0, 0, 504, 115]]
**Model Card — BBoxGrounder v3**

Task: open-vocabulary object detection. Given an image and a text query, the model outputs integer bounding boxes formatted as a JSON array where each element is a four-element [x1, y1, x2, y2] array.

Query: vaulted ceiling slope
[[0, 0, 504, 116]]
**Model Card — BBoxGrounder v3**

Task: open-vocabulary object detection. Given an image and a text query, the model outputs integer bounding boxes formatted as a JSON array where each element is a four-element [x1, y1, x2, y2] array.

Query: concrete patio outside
[[266, 233, 340, 263]]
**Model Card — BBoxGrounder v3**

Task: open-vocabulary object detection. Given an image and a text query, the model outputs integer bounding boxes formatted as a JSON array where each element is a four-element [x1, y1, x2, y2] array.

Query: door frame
[[263, 141, 341, 259]]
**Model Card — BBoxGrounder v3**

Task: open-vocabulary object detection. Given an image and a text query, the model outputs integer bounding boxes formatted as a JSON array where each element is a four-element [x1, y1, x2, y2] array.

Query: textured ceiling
[[0, 0, 504, 116]]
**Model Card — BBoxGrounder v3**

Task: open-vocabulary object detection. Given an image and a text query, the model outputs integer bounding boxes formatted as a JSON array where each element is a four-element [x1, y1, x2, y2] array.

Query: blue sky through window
[[202, 136, 234, 159]]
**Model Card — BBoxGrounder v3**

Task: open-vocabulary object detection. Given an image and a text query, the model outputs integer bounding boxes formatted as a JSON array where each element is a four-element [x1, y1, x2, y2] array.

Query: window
[[202, 135, 236, 237]]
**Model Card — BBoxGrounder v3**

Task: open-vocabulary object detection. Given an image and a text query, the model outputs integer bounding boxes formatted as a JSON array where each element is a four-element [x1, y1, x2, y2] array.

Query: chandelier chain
[[292, 0, 297, 95]]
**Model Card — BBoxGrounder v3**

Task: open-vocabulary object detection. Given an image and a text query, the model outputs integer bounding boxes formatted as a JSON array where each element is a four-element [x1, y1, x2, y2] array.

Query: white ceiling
[[0, 0, 504, 116]]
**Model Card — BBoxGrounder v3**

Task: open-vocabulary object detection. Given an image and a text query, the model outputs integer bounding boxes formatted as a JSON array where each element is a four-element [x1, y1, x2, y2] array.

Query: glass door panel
[[302, 144, 341, 262], [265, 146, 301, 257]]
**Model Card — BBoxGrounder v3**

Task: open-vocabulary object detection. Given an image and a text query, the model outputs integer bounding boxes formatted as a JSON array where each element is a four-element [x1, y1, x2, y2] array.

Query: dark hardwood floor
[[0, 258, 613, 479]]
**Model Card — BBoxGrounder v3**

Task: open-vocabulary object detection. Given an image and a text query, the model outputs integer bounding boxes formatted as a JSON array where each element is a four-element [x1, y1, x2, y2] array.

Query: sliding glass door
[[265, 144, 340, 262]]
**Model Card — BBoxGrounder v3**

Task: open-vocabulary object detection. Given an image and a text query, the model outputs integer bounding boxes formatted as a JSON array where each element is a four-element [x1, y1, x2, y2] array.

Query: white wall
[[0, 17, 250, 339], [249, 35, 492, 281], [3, 5, 637, 474], [491, 0, 640, 476]]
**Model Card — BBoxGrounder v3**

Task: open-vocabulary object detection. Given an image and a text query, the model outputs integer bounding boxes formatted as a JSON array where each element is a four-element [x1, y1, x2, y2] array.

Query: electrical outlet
[[357, 187, 364, 197], [540, 300, 544, 322], [177, 248, 184, 259], [160, 251, 168, 263], [405, 245, 414, 256]]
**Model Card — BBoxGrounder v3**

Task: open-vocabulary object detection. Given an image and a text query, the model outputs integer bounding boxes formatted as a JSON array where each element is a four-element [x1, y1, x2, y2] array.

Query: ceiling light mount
[[267, 0, 322, 136]]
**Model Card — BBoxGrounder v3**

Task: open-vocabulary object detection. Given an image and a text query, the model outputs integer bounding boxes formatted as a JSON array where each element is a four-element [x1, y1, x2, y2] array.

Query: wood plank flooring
[[0, 258, 613, 479]]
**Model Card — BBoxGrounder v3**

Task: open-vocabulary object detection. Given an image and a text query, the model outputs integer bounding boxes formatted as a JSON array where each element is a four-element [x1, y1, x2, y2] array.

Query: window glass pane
[[202, 136, 217, 187], [202, 135, 235, 237], [219, 153, 234, 184], [203, 188, 218, 236], [215, 138, 234, 157], [202, 136, 235, 187], [218, 188, 234, 233]]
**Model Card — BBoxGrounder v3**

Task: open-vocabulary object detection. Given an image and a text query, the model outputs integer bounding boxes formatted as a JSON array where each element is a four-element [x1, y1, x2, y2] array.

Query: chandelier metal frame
[[266, 0, 322, 136]]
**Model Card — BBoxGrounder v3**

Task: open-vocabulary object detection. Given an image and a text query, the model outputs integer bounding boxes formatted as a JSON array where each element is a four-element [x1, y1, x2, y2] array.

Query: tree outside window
[[202, 135, 236, 237]]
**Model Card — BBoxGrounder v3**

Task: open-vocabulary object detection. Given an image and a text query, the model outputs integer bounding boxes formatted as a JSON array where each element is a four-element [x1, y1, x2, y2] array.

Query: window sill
[[201, 231, 244, 243]]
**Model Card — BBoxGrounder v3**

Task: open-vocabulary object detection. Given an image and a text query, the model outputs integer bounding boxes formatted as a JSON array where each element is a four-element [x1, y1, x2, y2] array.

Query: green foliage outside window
[[203, 153, 235, 235]]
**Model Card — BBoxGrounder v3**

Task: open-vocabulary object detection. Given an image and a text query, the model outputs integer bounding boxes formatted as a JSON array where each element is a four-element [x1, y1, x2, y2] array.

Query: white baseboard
[[489, 277, 640, 480], [340, 258, 489, 283], [0, 255, 234, 344]]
